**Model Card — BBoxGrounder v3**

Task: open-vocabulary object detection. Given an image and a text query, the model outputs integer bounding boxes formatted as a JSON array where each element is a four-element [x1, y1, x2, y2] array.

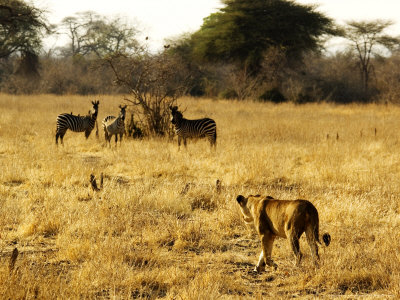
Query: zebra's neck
[[175, 118, 187, 128], [91, 112, 98, 121]]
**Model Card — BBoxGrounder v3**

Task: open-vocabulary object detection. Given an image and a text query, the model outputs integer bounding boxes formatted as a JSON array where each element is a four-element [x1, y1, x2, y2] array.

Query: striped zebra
[[169, 106, 217, 149], [55, 100, 100, 145], [102, 105, 127, 146]]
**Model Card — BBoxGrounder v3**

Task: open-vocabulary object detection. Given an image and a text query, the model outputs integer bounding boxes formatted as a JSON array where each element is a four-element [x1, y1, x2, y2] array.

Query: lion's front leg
[[255, 250, 265, 272], [255, 233, 277, 272]]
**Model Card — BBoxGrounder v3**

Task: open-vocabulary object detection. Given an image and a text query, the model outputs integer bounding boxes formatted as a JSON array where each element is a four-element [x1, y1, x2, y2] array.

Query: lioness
[[236, 194, 331, 272]]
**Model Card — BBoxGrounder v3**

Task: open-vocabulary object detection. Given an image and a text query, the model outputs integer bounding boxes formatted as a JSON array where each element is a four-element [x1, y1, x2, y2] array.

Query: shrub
[[258, 88, 286, 103], [218, 89, 238, 100]]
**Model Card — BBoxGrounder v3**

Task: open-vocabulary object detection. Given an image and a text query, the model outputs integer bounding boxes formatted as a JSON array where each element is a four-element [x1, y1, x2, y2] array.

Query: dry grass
[[0, 94, 399, 299]]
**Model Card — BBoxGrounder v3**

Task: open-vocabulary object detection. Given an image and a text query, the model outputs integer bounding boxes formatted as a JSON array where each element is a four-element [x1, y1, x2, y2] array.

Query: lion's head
[[236, 195, 255, 224]]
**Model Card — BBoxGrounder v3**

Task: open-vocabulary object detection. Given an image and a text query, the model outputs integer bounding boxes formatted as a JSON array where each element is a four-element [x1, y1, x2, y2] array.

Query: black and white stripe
[[170, 106, 217, 148], [102, 105, 127, 146], [55, 100, 100, 145]]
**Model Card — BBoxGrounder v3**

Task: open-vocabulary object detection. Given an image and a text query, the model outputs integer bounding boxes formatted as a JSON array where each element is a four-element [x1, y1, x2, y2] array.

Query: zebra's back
[[103, 115, 124, 134], [102, 115, 116, 125], [56, 113, 92, 133], [176, 118, 216, 138]]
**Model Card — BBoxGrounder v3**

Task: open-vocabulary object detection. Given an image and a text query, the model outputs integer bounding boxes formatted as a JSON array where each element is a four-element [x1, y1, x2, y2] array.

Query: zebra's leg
[[115, 134, 118, 147], [104, 131, 109, 145], [85, 130, 91, 139], [209, 135, 217, 149], [183, 138, 187, 148], [56, 128, 65, 145], [59, 132, 66, 145], [213, 131, 217, 149], [178, 136, 182, 149]]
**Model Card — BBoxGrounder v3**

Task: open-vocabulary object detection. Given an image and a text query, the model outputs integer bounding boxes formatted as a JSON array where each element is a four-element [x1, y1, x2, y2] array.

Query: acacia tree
[[58, 11, 139, 58], [170, 0, 337, 99], [0, 0, 49, 75], [343, 20, 399, 98], [190, 0, 336, 71]]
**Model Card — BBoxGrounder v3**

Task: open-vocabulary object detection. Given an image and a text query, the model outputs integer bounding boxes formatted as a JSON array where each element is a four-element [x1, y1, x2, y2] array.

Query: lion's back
[[258, 198, 319, 237]]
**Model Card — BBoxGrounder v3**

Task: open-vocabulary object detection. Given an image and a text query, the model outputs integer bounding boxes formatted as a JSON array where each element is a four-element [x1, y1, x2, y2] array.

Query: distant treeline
[[2, 0, 400, 103]]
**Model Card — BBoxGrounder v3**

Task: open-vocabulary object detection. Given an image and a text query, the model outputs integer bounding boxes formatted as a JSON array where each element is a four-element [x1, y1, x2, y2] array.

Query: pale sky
[[38, 0, 400, 52]]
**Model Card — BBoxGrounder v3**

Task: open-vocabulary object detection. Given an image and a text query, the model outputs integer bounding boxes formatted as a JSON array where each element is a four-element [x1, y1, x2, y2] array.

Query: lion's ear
[[236, 195, 246, 205]]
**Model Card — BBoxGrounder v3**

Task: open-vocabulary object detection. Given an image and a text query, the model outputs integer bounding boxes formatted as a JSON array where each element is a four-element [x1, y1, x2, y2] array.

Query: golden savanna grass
[[0, 94, 400, 298]]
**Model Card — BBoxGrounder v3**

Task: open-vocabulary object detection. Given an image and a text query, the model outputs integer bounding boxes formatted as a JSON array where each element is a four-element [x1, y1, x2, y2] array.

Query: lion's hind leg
[[305, 225, 320, 268], [288, 231, 303, 266]]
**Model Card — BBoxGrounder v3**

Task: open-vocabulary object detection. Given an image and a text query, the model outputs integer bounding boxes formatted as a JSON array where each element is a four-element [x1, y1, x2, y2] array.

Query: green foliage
[[0, 0, 48, 56], [165, 34, 208, 97], [190, 0, 336, 70], [0, 0, 48, 75]]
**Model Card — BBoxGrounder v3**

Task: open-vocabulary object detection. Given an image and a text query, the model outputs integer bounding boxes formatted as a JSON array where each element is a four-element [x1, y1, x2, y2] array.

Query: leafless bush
[[222, 47, 287, 100], [125, 113, 144, 139], [280, 52, 366, 103], [0, 55, 124, 95], [224, 64, 259, 100], [1, 73, 40, 94], [375, 52, 400, 104], [105, 51, 192, 136], [40, 57, 123, 95]]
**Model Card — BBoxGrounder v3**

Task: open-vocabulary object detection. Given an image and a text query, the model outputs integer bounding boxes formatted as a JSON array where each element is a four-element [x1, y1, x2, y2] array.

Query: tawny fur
[[236, 194, 330, 272]]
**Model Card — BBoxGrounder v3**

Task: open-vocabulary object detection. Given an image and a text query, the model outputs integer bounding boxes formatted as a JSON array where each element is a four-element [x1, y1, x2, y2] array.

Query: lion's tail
[[309, 204, 331, 247], [314, 223, 330, 246], [314, 228, 331, 246], [322, 233, 331, 246]]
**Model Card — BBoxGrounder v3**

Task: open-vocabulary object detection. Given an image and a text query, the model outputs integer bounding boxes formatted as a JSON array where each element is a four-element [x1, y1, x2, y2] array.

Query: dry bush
[[375, 52, 400, 104], [1, 56, 123, 95], [40, 57, 123, 95], [105, 52, 192, 136], [0, 94, 399, 298], [286, 52, 366, 103]]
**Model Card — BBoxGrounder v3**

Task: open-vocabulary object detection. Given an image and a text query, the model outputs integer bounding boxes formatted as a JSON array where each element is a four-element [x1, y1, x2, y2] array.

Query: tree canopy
[[343, 20, 399, 96], [58, 11, 139, 58], [0, 0, 48, 59], [189, 0, 337, 70]]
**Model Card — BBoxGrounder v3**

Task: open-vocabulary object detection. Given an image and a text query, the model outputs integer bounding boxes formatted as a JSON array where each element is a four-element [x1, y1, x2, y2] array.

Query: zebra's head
[[169, 106, 182, 125], [90, 100, 100, 118], [119, 105, 127, 121]]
